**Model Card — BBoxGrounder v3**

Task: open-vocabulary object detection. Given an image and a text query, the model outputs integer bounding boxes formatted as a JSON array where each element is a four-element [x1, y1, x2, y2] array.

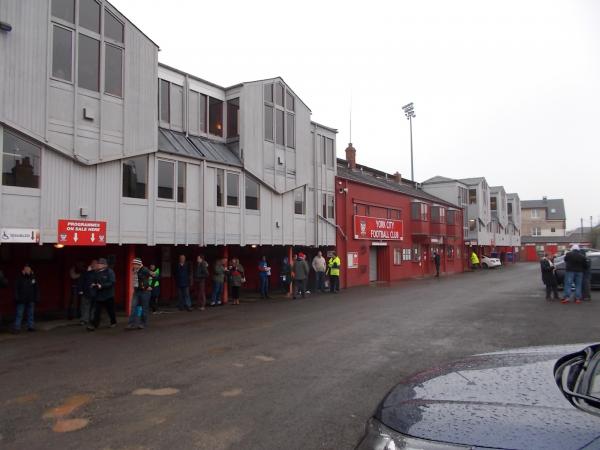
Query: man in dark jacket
[[561, 245, 588, 304], [194, 255, 209, 310], [78, 259, 97, 325], [126, 258, 153, 330], [174, 254, 192, 311], [292, 253, 310, 299], [13, 263, 39, 333], [88, 258, 117, 330], [540, 254, 559, 300], [433, 251, 441, 277]]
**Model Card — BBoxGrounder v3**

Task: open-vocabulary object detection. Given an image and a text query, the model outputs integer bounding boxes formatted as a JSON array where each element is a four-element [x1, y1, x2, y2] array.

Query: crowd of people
[[540, 244, 592, 303], [1, 250, 342, 333]]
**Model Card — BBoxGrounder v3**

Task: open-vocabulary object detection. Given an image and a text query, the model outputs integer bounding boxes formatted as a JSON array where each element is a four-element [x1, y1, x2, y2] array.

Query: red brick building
[[335, 145, 466, 289]]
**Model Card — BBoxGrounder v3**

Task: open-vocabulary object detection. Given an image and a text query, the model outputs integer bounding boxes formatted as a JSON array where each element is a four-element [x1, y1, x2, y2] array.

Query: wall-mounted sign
[[57, 220, 107, 246], [347, 252, 359, 269], [353, 215, 403, 240], [0, 228, 40, 243]]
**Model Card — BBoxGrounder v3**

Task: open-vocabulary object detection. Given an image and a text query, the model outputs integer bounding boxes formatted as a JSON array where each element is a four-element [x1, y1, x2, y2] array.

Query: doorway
[[369, 246, 378, 282]]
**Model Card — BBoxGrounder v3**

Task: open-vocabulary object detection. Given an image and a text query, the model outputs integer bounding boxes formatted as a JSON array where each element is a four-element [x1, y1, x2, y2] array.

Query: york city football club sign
[[353, 215, 404, 241], [57, 220, 107, 246]]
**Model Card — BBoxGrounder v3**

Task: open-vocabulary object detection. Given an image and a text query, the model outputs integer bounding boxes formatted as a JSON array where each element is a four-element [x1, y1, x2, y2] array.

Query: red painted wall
[[335, 176, 465, 288]]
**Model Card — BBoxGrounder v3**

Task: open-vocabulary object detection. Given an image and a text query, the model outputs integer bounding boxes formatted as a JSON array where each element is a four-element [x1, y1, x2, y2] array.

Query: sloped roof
[[521, 199, 566, 220], [158, 128, 242, 167], [459, 177, 486, 186], [337, 164, 459, 208], [422, 175, 455, 184]]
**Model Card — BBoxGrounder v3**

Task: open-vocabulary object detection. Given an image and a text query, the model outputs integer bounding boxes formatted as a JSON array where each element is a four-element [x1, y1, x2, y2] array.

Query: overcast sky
[[112, 0, 599, 229]]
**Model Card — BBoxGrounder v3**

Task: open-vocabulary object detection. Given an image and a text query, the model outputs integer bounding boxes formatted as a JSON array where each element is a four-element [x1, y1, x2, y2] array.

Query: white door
[[369, 247, 378, 282]]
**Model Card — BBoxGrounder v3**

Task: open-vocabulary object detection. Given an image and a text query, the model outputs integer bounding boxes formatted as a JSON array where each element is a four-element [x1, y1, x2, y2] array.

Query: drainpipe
[[313, 124, 319, 247]]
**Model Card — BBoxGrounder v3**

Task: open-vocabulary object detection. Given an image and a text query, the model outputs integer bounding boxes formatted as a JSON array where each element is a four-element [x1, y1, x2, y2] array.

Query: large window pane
[[286, 91, 294, 111], [327, 194, 335, 219], [322, 193, 327, 217], [286, 113, 295, 148], [294, 187, 305, 215], [104, 44, 122, 97], [264, 84, 273, 103], [245, 176, 259, 210], [216, 169, 224, 207], [104, 10, 124, 43], [52, 25, 72, 82], [2, 131, 41, 188], [227, 98, 239, 139], [79, 0, 100, 33], [325, 137, 334, 167], [275, 84, 284, 107], [276, 110, 284, 146], [177, 161, 186, 203], [122, 156, 147, 199], [157, 160, 174, 199], [160, 79, 170, 123], [52, 0, 75, 23], [209, 97, 223, 136], [226, 172, 239, 207], [200, 94, 207, 133], [78, 34, 99, 91], [264, 105, 273, 141]]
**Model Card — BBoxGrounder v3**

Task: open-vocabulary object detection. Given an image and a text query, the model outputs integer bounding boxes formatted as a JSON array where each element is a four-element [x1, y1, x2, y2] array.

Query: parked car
[[554, 248, 600, 267], [356, 343, 600, 450], [480, 254, 501, 268], [555, 251, 600, 288]]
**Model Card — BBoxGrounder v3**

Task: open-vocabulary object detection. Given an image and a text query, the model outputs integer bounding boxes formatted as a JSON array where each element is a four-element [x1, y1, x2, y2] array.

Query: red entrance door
[[421, 244, 431, 276]]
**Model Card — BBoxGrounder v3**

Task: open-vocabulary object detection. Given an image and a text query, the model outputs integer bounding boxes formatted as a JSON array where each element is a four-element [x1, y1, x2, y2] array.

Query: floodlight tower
[[402, 103, 416, 182]]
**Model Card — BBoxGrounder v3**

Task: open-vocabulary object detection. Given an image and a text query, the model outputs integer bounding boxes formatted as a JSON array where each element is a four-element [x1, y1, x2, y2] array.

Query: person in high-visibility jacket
[[327, 251, 341, 293], [470, 250, 480, 270]]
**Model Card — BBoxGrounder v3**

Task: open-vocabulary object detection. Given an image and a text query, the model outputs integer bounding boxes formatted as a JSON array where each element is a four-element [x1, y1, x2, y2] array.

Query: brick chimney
[[345, 143, 356, 170], [393, 171, 402, 184]]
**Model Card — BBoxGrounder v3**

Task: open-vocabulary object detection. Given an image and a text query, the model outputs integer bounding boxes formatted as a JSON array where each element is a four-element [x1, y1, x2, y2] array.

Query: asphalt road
[[1, 263, 599, 450]]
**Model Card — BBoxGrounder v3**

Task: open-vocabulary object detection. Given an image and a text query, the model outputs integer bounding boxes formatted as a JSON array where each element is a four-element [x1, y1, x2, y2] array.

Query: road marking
[[43, 394, 92, 419], [132, 388, 180, 396], [232, 363, 245, 368], [221, 388, 242, 397], [254, 355, 275, 362], [52, 418, 90, 433]]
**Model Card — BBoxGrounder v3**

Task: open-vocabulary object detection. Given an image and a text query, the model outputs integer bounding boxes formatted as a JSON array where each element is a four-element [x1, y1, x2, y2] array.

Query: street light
[[402, 102, 416, 182]]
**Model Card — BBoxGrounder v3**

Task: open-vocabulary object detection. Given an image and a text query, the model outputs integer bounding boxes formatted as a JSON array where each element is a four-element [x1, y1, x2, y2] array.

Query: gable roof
[[422, 175, 455, 184], [521, 199, 566, 220], [337, 163, 459, 208], [158, 128, 242, 167], [459, 177, 486, 186]]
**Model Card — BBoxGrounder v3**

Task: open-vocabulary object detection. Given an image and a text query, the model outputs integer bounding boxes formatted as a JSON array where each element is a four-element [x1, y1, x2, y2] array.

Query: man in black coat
[[13, 263, 39, 333], [87, 258, 117, 330], [561, 244, 588, 304], [540, 254, 559, 300], [433, 251, 441, 277]]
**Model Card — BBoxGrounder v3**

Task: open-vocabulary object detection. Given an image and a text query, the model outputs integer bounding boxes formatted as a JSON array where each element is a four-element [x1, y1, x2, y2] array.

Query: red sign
[[58, 220, 107, 246], [353, 215, 404, 240]]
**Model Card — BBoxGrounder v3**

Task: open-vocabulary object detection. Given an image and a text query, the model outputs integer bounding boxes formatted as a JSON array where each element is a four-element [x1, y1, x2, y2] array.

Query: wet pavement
[[1, 263, 599, 449]]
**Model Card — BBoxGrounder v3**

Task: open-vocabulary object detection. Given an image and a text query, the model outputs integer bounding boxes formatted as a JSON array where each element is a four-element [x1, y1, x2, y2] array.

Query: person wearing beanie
[[127, 257, 153, 330]]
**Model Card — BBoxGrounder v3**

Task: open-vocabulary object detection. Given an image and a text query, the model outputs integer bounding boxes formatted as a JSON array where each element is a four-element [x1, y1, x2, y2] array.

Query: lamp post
[[402, 102, 415, 182]]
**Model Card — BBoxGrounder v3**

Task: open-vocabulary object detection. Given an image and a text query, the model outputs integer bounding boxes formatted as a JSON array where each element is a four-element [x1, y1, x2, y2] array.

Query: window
[[2, 131, 41, 188], [52, 0, 75, 23], [286, 91, 295, 111], [508, 203, 513, 215], [532, 227, 541, 236], [294, 187, 306, 215], [216, 169, 224, 207], [551, 227, 556, 233], [412, 244, 420, 262], [286, 113, 295, 148], [78, 34, 99, 91], [394, 248, 402, 265], [264, 84, 273, 103], [177, 161, 186, 203], [325, 137, 334, 167], [322, 194, 334, 219], [491, 196, 497, 211], [322, 193, 327, 218], [79, 0, 100, 33], [122, 156, 147, 199], [402, 248, 412, 261], [104, 44, 123, 97], [458, 186, 468, 205], [159, 79, 170, 123], [227, 98, 239, 139], [591, 256, 600, 269], [388, 209, 401, 220], [531, 209, 540, 218], [550, 208, 557, 213], [411, 202, 428, 221], [209, 97, 223, 136], [276, 110, 285, 145], [199, 94, 207, 133], [104, 10, 123, 43], [469, 219, 476, 231], [275, 84, 284, 107], [447, 246, 454, 259], [52, 25, 72, 82], [245, 175, 260, 210], [447, 210, 456, 225], [431, 206, 443, 223], [157, 160, 175, 200], [226, 172, 239, 207], [264, 106, 274, 141], [468, 189, 477, 204]]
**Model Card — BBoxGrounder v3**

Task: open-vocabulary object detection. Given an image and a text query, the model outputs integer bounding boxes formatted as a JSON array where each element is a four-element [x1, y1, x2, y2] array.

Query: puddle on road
[[132, 388, 180, 396], [43, 394, 92, 419], [53, 418, 90, 433], [254, 355, 275, 362], [221, 388, 242, 398]]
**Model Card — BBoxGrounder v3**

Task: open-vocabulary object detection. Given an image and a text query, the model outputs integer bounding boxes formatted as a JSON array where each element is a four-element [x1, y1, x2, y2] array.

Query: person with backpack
[[126, 258, 153, 330], [194, 255, 209, 310], [87, 258, 117, 331], [13, 263, 39, 333]]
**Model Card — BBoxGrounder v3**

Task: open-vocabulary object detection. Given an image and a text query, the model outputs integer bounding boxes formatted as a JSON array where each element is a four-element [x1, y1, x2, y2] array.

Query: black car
[[356, 344, 600, 450], [555, 251, 600, 288]]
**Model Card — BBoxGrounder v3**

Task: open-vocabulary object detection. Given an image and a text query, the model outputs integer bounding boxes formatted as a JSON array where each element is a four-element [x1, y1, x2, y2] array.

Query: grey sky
[[112, 0, 599, 229]]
